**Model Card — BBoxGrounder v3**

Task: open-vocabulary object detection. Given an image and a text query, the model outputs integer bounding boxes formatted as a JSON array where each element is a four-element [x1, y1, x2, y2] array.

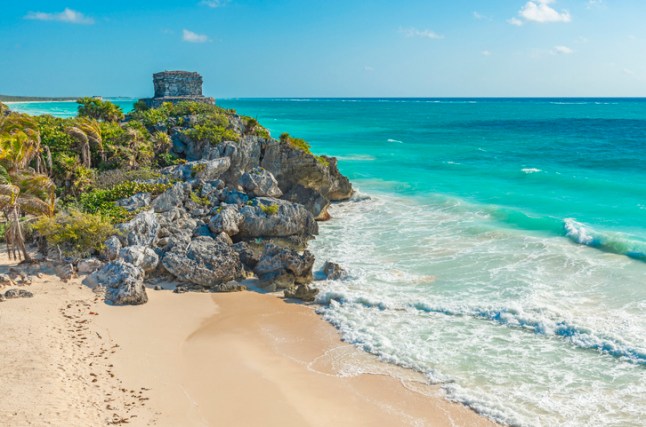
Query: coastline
[[0, 252, 496, 426]]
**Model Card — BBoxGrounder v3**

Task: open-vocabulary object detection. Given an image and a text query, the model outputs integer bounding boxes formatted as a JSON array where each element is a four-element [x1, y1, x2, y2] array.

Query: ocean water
[[9, 98, 646, 426]]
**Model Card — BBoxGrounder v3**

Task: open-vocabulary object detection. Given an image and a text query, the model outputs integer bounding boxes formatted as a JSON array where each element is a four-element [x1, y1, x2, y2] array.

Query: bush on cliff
[[79, 181, 172, 223], [33, 209, 116, 256], [77, 97, 125, 122]]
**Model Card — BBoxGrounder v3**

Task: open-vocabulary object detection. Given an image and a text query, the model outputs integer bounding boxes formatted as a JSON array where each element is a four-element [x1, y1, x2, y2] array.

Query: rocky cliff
[[83, 102, 353, 305]]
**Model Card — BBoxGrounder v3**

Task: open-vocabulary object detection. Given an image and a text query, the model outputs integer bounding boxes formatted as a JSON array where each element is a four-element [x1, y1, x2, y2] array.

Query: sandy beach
[[0, 252, 495, 426]]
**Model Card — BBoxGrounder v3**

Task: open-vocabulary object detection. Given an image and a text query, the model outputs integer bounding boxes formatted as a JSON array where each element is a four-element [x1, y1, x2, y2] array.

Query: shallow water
[[11, 97, 646, 426]]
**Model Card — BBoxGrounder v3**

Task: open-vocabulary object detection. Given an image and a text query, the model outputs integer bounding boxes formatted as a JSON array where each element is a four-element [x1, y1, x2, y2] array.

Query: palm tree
[[65, 118, 104, 168], [0, 113, 56, 261]]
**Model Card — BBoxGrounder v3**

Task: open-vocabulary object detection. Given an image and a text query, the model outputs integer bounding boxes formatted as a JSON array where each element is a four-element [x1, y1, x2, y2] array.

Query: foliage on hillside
[[0, 98, 331, 257]]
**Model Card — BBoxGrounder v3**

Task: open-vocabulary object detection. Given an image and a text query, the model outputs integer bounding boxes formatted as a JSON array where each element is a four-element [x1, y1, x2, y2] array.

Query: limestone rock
[[117, 210, 160, 247], [284, 284, 319, 302], [282, 184, 330, 221], [208, 205, 243, 236], [215, 137, 263, 184], [4, 289, 34, 299], [161, 236, 243, 287], [103, 236, 122, 261], [151, 182, 190, 213], [238, 198, 318, 239], [77, 258, 104, 275], [232, 241, 261, 269], [161, 158, 231, 182], [239, 167, 283, 198], [212, 280, 246, 293], [261, 140, 353, 202], [254, 244, 315, 290], [55, 263, 76, 282], [116, 192, 151, 212], [322, 261, 347, 280], [119, 245, 159, 273], [87, 260, 148, 305]]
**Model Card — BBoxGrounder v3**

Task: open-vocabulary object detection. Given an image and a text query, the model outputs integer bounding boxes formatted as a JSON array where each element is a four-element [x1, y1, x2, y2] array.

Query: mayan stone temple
[[141, 70, 215, 108]]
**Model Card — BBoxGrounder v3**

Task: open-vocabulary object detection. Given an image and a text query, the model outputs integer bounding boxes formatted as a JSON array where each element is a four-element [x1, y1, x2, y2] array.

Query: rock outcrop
[[161, 236, 243, 288], [254, 244, 315, 291], [70, 74, 355, 304], [86, 260, 148, 306]]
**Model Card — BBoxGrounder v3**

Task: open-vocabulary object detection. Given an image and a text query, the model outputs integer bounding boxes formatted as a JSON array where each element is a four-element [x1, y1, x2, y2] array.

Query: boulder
[[282, 184, 330, 221], [151, 182, 190, 213], [0, 274, 15, 287], [254, 243, 315, 290], [116, 192, 151, 212], [284, 284, 319, 302], [4, 289, 34, 299], [117, 210, 160, 247], [77, 258, 104, 275], [55, 263, 76, 282], [103, 236, 122, 261], [208, 206, 243, 237], [260, 140, 353, 202], [212, 280, 246, 293], [161, 158, 231, 181], [232, 241, 261, 269], [215, 137, 263, 184], [322, 261, 347, 280], [162, 236, 243, 288], [239, 167, 283, 198], [86, 260, 148, 305], [238, 198, 318, 239], [119, 246, 159, 273]]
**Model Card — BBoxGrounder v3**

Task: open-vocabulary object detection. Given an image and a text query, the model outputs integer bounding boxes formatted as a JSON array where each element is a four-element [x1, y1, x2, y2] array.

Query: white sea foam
[[336, 154, 376, 161], [387, 138, 403, 143], [521, 168, 542, 174], [309, 192, 646, 426], [564, 218, 594, 245]]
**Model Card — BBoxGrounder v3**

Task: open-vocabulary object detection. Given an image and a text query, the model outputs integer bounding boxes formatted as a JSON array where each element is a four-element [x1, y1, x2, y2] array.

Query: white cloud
[[183, 29, 209, 43], [200, 0, 229, 8], [552, 45, 574, 54], [25, 8, 94, 25], [481, 50, 492, 56], [510, 0, 571, 25], [508, 17, 524, 26], [400, 28, 444, 40], [586, 0, 604, 9]]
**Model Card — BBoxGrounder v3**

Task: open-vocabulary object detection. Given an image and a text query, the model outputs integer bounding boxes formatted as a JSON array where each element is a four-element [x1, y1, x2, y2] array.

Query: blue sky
[[1, 0, 645, 97]]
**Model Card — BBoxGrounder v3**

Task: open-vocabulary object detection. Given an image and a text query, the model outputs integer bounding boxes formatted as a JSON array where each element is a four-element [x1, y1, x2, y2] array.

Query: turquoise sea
[[9, 98, 646, 426]]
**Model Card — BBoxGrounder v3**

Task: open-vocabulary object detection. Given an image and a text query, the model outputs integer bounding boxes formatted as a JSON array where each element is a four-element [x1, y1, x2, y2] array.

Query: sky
[[1, 0, 645, 98]]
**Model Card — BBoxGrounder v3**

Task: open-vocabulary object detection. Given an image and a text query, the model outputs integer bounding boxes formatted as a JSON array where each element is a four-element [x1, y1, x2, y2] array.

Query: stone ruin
[[141, 71, 215, 108]]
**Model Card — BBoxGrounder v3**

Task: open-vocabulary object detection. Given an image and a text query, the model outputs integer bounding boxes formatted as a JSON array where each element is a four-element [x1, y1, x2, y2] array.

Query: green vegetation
[[79, 181, 171, 223], [242, 116, 271, 139], [260, 204, 279, 215], [0, 111, 56, 261], [279, 132, 312, 154], [189, 190, 210, 207], [0, 98, 287, 256], [33, 209, 116, 257], [77, 97, 125, 122]]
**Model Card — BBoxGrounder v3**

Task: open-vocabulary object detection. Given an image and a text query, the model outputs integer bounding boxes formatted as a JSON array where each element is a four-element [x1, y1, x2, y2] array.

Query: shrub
[[94, 168, 162, 189], [279, 133, 312, 154], [79, 181, 171, 223], [182, 123, 240, 146], [33, 209, 117, 257], [260, 204, 279, 215], [189, 191, 210, 206], [77, 97, 125, 122]]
